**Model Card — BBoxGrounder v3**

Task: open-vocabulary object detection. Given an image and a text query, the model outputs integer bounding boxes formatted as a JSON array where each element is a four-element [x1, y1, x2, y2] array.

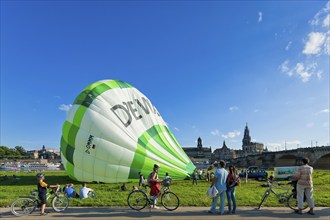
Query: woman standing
[[226, 165, 240, 214]]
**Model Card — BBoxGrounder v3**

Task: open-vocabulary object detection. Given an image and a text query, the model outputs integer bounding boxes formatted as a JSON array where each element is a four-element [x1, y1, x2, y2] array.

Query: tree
[[14, 146, 26, 155], [0, 145, 26, 158]]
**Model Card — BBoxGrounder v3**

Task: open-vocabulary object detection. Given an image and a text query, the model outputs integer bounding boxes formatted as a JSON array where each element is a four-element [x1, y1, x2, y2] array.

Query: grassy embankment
[[0, 170, 329, 208]]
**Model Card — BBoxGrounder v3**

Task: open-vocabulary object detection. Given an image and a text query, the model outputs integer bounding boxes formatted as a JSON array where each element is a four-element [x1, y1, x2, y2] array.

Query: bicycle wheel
[[52, 195, 69, 212], [257, 191, 270, 209], [11, 198, 36, 216], [287, 193, 308, 211], [161, 191, 179, 211], [127, 190, 148, 211]]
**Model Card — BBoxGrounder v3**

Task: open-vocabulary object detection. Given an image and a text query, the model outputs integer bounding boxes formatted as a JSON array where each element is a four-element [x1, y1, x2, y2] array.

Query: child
[[163, 172, 171, 187], [36, 173, 59, 215], [138, 172, 145, 187]]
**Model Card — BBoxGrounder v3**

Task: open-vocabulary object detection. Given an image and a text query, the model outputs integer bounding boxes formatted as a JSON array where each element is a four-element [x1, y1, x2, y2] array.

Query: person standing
[[292, 157, 315, 215], [226, 165, 240, 214], [192, 168, 198, 185], [138, 172, 145, 187], [206, 170, 210, 182], [36, 173, 59, 216], [208, 160, 228, 215]]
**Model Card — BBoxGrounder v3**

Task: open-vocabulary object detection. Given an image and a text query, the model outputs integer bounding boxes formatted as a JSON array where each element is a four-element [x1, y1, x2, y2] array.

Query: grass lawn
[[0, 170, 329, 208]]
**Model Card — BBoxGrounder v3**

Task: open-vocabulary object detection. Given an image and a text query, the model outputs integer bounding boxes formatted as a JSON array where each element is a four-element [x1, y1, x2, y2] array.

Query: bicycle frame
[[268, 186, 291, 203], [257, 180, 292, 209]]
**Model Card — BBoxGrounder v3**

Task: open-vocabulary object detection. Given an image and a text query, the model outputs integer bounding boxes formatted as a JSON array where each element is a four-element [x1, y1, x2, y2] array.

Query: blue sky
[[1, 1, 329, 152]]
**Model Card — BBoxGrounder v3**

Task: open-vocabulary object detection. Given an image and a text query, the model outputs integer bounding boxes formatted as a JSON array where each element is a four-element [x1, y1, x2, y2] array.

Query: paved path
[[1, 206, 329, 219]]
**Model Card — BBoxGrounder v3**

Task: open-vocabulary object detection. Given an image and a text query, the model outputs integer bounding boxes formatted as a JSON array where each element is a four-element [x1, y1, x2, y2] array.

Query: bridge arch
[[275, 154, 297, 167], [313, 153, 330, 169]]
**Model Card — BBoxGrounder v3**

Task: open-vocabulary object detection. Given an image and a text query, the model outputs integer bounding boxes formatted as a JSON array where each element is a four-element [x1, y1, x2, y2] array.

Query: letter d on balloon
[[111, 103, 132, 127]]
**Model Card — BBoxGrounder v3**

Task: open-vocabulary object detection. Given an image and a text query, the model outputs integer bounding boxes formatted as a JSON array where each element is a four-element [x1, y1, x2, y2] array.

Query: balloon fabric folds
[[61, 80, 195, 183]]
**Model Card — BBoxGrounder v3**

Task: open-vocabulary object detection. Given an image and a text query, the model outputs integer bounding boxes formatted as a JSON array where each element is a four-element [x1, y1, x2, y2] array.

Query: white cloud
[[285, 41, 292, 51], [279, 60, 292, 76], [280, 60, 322, 82], [324, 31, 330, 55], [303, 32, 326, 55], [229, 106, 239, 111], [221, 130, 240, 139], [294, 62, 312, 82], [59, 104, 72, 112], [309, 1, 330, 26], [258, 12, 263, 23], [323, 14, 330, 27], [211, 129, 221, 136], [316, 108, 330, 115], [254, 109, 259, 113], [280, 2, 329, 83], [174, 127, 180, 132]]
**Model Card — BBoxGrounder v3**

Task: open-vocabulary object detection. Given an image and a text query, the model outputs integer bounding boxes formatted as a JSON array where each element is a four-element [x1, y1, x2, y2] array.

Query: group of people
[[35, 157, 315, 216], [208, 161, 240, 215], [63, 182, 94, 199], [36, 173, 94, 216], [208, 157, 315, 215]]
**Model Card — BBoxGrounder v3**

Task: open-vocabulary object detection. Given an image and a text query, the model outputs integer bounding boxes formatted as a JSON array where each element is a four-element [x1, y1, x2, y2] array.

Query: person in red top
[[36, 173, 59, 216], [226, 165, 240, 214], [149, 164, 162, 209]]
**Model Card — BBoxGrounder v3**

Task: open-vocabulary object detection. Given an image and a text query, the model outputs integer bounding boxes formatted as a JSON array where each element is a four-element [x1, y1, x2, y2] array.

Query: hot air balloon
[[60, 80, 195, 183]]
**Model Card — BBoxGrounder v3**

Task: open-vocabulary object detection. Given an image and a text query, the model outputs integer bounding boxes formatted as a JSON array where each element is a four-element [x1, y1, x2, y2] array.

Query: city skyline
[[1, 1, 329, 152]]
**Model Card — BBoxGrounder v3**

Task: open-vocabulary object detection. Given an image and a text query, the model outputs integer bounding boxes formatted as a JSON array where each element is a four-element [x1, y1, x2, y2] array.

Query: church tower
[[197, 137, 202, 149], [242, 123, 251, 147]]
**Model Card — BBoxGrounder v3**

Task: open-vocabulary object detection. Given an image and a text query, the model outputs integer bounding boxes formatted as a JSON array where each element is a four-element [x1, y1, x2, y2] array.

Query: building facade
[[183, 137, 212, 163], [213, 141, 237, 162]]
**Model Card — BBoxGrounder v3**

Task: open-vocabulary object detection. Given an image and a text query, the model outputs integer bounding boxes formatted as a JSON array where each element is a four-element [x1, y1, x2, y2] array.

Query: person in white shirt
[[79, 182, 94, 199]]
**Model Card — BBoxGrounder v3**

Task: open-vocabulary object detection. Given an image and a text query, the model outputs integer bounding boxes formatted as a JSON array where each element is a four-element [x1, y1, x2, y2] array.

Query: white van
[[274, 166, 299, 180]]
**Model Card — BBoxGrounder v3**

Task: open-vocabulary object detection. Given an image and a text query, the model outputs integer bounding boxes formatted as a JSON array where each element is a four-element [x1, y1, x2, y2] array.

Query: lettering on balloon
[[85, 135, 94, 154], [111, 97, 160, 127]]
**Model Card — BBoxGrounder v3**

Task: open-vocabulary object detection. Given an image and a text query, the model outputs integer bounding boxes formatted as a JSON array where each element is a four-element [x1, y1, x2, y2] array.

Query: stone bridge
[[234, 145, 330, 169]]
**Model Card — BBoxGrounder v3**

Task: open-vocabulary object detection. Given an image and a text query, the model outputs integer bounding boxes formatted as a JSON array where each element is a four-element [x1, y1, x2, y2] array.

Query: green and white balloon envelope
[[60, 80, 195, 183]]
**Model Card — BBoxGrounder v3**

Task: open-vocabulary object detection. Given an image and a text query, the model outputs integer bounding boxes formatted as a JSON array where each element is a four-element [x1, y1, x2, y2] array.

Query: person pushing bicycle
[[36, 173, 59, 216], [149, 164, 162, 209]]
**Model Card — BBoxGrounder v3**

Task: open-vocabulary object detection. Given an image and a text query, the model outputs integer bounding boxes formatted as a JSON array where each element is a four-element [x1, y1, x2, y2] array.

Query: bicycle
[[127, 179, 179, 211], [257, 179, 308, 211], [11, 186, 69, 216]]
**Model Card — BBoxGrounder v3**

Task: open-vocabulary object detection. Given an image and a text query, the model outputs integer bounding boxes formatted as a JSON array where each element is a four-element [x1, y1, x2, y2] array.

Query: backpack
[[147, 172, 153, 185]]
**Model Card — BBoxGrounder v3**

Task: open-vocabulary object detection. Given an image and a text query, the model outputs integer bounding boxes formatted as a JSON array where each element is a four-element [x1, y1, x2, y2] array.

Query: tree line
[[0, 146, 33, 159]]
